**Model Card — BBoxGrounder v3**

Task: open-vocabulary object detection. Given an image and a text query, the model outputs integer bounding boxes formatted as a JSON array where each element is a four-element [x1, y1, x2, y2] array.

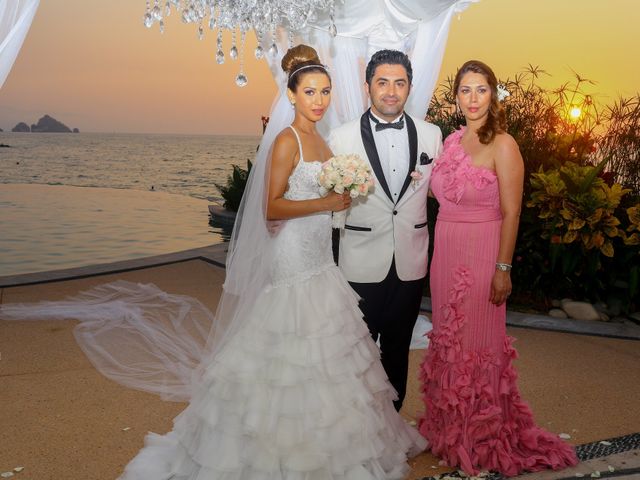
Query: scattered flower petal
[[1, 473, 14, 478], [607, 466, 615, 472], [407, 419, 417, 426], [590, 471, 601, 478], [12, 468, 23, 473], [559, 433, 572, 439], [122, 427, 131, 431], [575, 474, 584, 478], [599, 440, 612, 446]]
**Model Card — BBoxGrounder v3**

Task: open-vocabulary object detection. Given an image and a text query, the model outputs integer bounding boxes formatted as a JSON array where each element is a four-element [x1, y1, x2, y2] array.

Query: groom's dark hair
[[365, 50, 413, 85]]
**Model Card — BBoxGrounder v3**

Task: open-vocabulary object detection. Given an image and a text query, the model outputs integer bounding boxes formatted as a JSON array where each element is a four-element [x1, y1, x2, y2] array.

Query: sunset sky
[[0, 0, 637, 135]]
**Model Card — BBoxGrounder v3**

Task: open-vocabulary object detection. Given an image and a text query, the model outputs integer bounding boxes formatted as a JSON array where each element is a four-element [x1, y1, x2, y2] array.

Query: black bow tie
[[369, 113, 405, 132]]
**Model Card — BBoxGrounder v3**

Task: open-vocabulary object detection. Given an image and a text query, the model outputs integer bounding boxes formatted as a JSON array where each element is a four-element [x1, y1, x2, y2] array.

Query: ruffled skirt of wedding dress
[[119, 265, 426, 480]]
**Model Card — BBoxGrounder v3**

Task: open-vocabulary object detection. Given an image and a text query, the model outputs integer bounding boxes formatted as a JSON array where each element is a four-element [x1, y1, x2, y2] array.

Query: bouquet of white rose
[[318, 154, 374, 228]]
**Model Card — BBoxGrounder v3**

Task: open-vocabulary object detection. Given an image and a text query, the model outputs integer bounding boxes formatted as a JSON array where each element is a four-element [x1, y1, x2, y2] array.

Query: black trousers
[[349, 258, 425, 411]]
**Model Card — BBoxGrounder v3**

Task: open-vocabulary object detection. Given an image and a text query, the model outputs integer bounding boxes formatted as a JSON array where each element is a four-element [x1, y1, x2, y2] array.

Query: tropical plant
[[214, 159, 253, 212], [526, 160, 638, 302], [528, 160, 628, 258]]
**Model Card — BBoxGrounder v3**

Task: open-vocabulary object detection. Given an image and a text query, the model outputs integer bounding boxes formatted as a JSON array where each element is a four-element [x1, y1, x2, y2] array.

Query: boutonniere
[[410, 169, 423, 190]]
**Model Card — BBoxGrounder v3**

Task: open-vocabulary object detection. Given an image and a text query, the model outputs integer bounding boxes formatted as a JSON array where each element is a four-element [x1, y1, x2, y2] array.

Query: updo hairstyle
[[281, 44, 329, 92]]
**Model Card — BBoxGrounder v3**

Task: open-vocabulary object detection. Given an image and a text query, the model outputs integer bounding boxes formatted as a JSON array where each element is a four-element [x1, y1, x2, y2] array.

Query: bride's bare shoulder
[[272, 128, 299, 163]]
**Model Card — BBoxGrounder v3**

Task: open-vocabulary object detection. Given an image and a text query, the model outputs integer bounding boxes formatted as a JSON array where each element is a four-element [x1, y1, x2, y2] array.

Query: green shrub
[[214, 160, 253, 212]]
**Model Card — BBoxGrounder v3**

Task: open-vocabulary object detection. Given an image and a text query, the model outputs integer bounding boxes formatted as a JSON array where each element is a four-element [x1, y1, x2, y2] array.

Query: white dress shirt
[[369, 111, 409, 203]]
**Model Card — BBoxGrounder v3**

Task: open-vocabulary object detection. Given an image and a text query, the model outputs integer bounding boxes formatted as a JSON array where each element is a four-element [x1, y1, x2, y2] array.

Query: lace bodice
[[271, 127, 334, 286]]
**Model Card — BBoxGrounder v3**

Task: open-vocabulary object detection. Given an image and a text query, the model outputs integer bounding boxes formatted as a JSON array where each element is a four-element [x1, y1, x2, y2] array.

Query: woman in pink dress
[[418, 60, 579, 477]]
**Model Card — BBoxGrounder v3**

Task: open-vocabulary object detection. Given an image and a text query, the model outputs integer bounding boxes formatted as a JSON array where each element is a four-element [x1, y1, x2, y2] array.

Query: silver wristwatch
[[495, 262, 512, 272]]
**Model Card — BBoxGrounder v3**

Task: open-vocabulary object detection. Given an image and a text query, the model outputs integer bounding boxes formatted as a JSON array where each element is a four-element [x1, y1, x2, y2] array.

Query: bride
[[2, 44, 426, 480]]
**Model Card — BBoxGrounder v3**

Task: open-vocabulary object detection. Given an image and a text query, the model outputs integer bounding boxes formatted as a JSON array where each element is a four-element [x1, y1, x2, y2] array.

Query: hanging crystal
[[159, 19, 165, 33], [287, 29, 294, 49], [198, 23, 204, 40], [187, 6, 197, 22], [267, 27, 278, 57], [164, 1, 171, 17], [235, 30, 248, 87], [143, 0, 154, 28], [329, 19, 337, 37], [229, 29, 238, 60], [216, 27, 224, 64], [235, 73, 248, 87], [152, 0, 162, 21], [328, 2, 337, 37], [254, 31, 264, 59]]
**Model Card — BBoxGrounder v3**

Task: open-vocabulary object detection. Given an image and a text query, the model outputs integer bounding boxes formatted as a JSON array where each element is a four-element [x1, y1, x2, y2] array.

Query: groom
[[329, 50, 442, 411]]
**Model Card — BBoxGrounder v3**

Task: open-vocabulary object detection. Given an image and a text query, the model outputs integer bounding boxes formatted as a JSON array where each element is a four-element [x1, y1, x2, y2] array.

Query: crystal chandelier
[[143, 0, 338, 87]]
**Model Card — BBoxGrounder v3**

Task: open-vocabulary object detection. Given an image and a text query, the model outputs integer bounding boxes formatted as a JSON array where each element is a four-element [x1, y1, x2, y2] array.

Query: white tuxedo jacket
[[328, 111, 442, 283]]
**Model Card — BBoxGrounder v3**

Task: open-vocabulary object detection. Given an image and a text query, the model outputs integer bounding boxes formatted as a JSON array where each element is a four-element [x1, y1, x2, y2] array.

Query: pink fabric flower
[[433, 128, 497, 204]]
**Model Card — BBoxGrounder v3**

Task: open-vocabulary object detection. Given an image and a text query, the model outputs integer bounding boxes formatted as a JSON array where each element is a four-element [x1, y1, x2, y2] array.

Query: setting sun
[[569, 106, 582, 120]]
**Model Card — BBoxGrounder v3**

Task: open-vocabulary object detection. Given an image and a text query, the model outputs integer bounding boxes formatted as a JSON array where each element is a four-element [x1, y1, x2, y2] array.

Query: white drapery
[[261, 0, 478, 141], [0, 0, 39, 89]]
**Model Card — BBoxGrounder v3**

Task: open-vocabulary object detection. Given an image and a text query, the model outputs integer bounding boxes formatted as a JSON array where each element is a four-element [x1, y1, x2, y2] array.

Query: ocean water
[[0, 132, 259, 200], [0, 132, 260, 276]]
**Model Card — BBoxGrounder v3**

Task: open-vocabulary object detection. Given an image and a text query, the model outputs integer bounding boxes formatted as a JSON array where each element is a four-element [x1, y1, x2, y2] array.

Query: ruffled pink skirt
[[418, 219, 578, 477]]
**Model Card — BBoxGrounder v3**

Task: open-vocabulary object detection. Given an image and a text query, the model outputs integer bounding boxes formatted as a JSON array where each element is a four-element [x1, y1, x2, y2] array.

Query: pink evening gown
[[418, 128, 578, 477]]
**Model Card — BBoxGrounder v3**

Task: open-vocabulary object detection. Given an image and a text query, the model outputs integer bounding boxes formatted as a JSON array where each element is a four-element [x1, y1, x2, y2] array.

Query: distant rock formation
[[73, 128, 79, 133], [30, 114, 72, 133], [12, 122, 30, 132]]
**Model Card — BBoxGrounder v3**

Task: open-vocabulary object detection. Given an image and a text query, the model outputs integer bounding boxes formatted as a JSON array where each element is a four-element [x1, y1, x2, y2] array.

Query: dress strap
[[288, 125, 304, 164]]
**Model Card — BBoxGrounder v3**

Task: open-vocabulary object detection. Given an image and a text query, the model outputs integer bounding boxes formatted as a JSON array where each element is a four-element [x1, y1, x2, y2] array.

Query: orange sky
[[0, 0, 637, 135]]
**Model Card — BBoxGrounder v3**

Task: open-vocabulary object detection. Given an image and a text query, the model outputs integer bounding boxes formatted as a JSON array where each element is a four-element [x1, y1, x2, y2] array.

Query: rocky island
[[11, 122, 30, 132], [11, 115, 79, 133]]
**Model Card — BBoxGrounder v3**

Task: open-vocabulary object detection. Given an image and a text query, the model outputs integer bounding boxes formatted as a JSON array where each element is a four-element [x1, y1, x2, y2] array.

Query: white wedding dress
[[116, 127, 427, 479]]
